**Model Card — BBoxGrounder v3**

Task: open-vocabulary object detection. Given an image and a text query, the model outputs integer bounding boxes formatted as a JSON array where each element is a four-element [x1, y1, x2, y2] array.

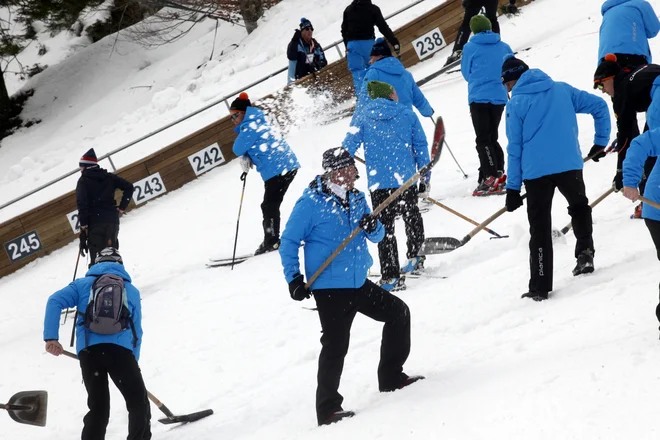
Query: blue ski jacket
[[279, 177, 384, 290], [461, 31, 513, 105], [361, 56, 434, 116], [232, 106, 300, 182], [623, 128, 660, 221], [342, 98, 430, 190], [598, 0, 660, 63], [43, 262, 144, 360], [505, 69, 611, 191]]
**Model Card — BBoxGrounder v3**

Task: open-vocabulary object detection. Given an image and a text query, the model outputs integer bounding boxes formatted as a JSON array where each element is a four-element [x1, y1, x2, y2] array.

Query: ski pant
[[313, 280, 411, 424], [346, 39, 375, 93], [524, 169, 594, 293], [371, 186, 425, 279], [452, 0, 500, 53], [262, 170, 297, 244], [79, 344, 151, 440], [644, 219, 660, 324], [470, 102, 505, 181], [88, 222, 119, 268]]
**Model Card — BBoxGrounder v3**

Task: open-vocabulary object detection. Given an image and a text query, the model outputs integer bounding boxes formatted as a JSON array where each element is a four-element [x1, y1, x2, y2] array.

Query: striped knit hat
[[79, 148, 98, 168]]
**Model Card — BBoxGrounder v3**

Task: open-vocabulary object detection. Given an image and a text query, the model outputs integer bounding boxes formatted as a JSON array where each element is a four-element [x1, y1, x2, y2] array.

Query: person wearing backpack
[[43, 248, 150, 440]]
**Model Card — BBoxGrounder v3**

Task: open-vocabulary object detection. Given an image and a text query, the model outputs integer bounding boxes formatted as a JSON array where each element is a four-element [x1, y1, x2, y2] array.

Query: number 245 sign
[[4, 230, 42, 263], [412, 28, 447, 60]]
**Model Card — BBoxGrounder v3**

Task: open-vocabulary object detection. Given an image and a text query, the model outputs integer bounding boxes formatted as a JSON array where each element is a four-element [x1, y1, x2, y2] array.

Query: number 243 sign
[[412, 28, 447, 61]]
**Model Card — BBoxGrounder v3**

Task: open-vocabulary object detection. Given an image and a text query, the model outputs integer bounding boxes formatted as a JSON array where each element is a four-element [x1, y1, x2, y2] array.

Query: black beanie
[[370, 38, 392, 58], [593, 53, 620, 89], [230, 92, 251, 112], [501, 54, 529, 84], [322, 148, 355, 172]]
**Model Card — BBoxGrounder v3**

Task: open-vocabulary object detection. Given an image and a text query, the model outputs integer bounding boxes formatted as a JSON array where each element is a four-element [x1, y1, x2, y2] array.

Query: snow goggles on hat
[[593, 76, 614, 90]]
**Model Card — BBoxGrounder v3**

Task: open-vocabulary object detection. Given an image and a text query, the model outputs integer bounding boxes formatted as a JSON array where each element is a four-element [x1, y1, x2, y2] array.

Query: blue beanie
[[299, 17, 313, 30]]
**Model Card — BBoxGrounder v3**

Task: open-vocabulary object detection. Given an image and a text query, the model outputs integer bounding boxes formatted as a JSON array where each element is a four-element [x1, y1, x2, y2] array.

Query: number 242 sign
[[412, 28, 447, 61]]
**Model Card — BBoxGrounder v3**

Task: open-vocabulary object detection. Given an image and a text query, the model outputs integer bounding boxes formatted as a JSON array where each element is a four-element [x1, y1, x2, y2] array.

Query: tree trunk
[[239, 0, 263, 34], [0, 70, 9, 109]]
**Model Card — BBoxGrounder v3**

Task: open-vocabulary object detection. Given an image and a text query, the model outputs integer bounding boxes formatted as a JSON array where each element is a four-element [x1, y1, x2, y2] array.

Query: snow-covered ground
[[0, 0, 438, 221], [3, 0, 660, 438]]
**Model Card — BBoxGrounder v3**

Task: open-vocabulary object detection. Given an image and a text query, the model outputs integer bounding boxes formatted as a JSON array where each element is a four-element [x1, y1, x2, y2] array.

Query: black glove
[[288, 274, 310, 301], [588, 144, 607, 162], [359, 214, 379, 233], [505, 189, 523, 212], [79, 229, 88, 257], [613, 170, 623, 192], [606, 138, 620, 153], [500, 3, 519, 15]]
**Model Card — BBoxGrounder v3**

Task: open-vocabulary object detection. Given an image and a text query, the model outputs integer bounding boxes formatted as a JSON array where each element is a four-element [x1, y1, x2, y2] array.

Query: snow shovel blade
[[2, 390, 48, 427], [158, 408, 214, 425], [420, 237, 463, 254]]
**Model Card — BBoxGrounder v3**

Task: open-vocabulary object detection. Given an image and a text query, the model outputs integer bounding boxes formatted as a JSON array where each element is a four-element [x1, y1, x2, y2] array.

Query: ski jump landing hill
[[0, 0, 531, 279]]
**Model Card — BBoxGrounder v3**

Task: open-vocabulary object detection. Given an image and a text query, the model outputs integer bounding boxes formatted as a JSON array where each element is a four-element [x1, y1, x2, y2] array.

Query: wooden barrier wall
[[0, 0, 533, 278]]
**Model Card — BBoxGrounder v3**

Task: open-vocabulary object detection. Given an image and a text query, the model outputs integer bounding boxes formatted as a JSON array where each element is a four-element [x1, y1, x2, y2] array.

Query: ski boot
[[378, 277, 406, 292], [380, 374, 425, 392], [572, 249, 594, 276], [521, 291, 549, 301], [401, 256, 425, 276], [254, 239, 280, 256], [472, 175, 498, 196], [444, 50, 462, 67], [632, 203, 643, 219], [319, 410, 355, 426]]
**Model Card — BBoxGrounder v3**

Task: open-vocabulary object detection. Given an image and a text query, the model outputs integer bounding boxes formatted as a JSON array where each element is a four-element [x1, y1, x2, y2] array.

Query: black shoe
[[254, 239, 280, 256], [572, 249, 594, 276], [521, 291, 548, 301], [444, 50, 462, 67], [319, 410, 355, 426], [380, 374, 425, 392]]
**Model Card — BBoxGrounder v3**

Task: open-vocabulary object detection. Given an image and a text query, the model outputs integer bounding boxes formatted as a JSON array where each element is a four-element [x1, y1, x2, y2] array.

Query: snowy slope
[[3, 0, 660, 438], [0, 0, 438, 220]]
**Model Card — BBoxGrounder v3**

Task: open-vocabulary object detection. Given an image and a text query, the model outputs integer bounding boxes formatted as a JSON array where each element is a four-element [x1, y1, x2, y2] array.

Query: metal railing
[[0, 0, 428, 214]]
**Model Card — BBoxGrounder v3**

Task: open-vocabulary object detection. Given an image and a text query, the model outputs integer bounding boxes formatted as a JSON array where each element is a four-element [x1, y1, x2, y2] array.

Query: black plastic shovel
[[0, 390, 48, 427]]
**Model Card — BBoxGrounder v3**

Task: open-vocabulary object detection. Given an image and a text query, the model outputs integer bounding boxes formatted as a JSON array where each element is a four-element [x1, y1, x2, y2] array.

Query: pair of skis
[[207, 254, 252, 268]]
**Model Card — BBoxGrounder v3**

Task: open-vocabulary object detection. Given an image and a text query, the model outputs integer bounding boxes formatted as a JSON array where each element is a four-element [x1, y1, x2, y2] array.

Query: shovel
[[0, 390, 48, 427], [62, 350, 212, 425]]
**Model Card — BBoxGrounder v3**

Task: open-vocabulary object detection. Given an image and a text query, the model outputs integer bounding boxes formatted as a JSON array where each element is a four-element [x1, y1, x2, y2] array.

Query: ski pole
[[230, 172, 248, 270], [429, 117, 468, 178], [306, 118, 447, 288], [60, 350, 213, 424]]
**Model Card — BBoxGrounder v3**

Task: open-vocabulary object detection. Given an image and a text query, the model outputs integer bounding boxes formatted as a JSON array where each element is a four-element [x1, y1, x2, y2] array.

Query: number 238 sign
[[412, 28, 447, 60]]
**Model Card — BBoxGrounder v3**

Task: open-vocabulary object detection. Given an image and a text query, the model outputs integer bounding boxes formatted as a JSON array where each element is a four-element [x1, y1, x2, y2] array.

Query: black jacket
[[76, 167, 134, 227], [287, 30, 328, 80], [613, 63, 660, 167], [341, 0, 399, 47]]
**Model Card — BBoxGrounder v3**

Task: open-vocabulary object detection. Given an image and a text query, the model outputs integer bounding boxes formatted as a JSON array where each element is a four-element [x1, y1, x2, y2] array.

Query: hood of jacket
[[362, 97, 399, 121], [234, 106, 265, 133], [81, 166, 109, 181], [511, 69, 554, 96], [85, 261, 133, 283], [602, 0, 633, 15], [470, 30, 502, 45], [354, 0, 372, 4], [370, 56, 405, 75]]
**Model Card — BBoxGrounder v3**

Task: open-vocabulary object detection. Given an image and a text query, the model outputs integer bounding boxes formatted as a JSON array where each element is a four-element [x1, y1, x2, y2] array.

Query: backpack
[[76, 273, 138, 348]]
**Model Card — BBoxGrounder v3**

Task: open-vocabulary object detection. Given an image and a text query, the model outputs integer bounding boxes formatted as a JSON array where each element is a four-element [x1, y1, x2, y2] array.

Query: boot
[[401, 256, 425, 275], [377, 277, 406, 292], [521, 291, 549, 301], [444, 50, 462, 67], [572, 249, 594, 276], [254, 239, 280, 255], [319, 410, 355, 426], [380, 375, 425, 392], [473, 175, 498, 197]]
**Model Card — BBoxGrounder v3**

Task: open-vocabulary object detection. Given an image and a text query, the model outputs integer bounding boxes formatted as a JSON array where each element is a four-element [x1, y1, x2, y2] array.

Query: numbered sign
[[133, 172, 167, 205], [412, 28, 447, 61], [188, 143, 226, 176], [67, 210, 80, 234], [4, 230, 43, 263]]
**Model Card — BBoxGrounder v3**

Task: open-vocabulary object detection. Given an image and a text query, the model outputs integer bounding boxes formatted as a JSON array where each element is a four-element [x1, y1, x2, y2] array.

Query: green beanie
[[469, 14, 492, 34], [367, 80, 395, 100]]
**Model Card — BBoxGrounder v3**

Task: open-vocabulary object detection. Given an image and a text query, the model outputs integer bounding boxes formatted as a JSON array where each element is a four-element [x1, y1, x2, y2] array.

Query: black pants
[[261, 170, 297, 244], [371, 187, 425, 279], [313, 280, 411, 424], [88, 223, 119, 268], [639, 156, 658, 196], [524, 170, 593, 293], [644, 219, 660, 323], [453, 0, 500, 53], [470, 103, 505, 180], [79, 344, 151, 440]]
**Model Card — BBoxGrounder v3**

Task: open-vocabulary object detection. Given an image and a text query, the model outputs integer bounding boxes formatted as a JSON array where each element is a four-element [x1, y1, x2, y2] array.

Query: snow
[[3, 0, 660, 438]]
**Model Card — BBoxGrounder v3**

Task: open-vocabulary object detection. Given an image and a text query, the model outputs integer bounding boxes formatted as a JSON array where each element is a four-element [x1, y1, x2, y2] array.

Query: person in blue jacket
[[622, 128, 660, 331], [502, 55, 611, 301], [342, 80, 430, 292], [460, 15, 514, 196], [230, 92, 300, 255], [286, 18, 328, 84], [598, 0, 659, 67], [279, 147, 423, 426], [43, 248, 150, 440]]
